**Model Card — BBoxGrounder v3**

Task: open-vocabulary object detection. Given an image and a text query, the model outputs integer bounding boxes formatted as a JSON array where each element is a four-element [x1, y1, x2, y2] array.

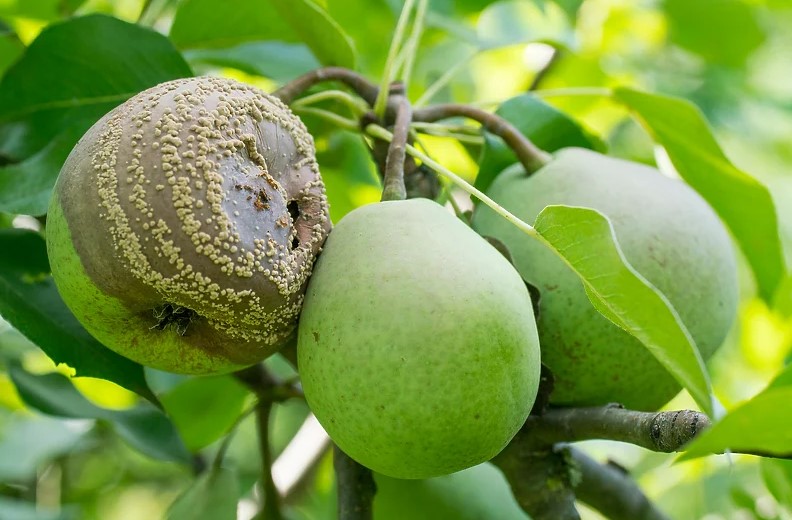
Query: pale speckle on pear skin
[[89, 76, 330, 346]]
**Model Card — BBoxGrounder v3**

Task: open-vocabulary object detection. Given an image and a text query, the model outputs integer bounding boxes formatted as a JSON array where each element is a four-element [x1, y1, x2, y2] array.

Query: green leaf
[[0, 124, 86, 216], [170, 0, 297, 49], [533, 204, 713, 415], [663, 0, 764, 67], [475, 0, 572, 49], [0, 229, 156, 401], [0, 26, 24, 77], [551, 0, 584, 19], [614, 87, 785, 303], [0, 0, 62, 20], [679, 386, 792, 460], [171, 0, 356, 69], [160, 376, 250, 452], [185, 42, 320, 83], [761, 458, 792, 506], [167, 466, 240, 520], [0, 498, 75, 520], [0, 415, 90, 481], [270, 0, 357, 69], [476, 94, 604, 192], [9, 364, 191, 464], [326, 0, 395, 74], [0, 14, 192, 162], [766, 363, 792, 391], [771, 273, 792, 318]]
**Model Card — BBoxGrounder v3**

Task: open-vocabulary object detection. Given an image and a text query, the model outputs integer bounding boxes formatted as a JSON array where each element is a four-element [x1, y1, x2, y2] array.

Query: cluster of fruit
[[47, 77, 738, 480]]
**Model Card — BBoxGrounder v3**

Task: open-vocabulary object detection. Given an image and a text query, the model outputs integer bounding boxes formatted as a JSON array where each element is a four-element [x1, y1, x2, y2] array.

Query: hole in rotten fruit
[[288, 200, 301, 250], [287, 200, 300, 221], [151, 303, 198, 336]]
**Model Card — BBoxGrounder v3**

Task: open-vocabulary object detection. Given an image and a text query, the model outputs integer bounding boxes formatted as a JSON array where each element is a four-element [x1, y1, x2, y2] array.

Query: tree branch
[[255, 400, 283, 520], [570, 447, 670, 520], [412, 103, 551, 174], [494, 403, 709, 519], [493, 438, 580, 520], [525, 405, 710, 452], [233, 364, 304, 519], [334, 445, 376, 520], [381, 95, 412, 202], [274, 67, 379, 106], [234, 363, 304, 402]]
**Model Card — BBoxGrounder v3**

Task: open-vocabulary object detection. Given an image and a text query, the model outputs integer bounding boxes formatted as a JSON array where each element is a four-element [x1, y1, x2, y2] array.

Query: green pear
[[46, 76, 331, 375], [297, 199, 541, 479], [472, 148, 738, 411]]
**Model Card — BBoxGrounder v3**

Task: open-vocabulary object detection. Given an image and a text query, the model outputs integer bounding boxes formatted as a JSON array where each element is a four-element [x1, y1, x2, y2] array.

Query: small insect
[[151, 303, 197, 336]]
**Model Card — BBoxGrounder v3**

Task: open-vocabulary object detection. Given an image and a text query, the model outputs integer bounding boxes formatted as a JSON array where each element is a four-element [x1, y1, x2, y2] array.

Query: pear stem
[[365, 124, 540, 239]]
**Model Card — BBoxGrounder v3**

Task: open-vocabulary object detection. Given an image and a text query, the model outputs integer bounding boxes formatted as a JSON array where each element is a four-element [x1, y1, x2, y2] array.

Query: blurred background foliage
[[0, 0, 791, 518]]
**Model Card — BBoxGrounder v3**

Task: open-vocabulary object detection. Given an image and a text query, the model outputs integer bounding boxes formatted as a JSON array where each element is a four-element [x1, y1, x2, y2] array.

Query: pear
[[472, 148, 738, 411], [298, 198, 541, 479], [46, 76, 330, 375]]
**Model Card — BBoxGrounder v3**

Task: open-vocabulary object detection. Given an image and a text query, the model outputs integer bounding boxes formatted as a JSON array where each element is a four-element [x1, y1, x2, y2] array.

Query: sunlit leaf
[[185, 42, 320, 83], [615, 87, 785, 302], [169, 0, 296, 49], [533, 204, 713, 414], [171, 0, 356, 69], [0, 0, 88, 19], [679, 385, 792, 460]]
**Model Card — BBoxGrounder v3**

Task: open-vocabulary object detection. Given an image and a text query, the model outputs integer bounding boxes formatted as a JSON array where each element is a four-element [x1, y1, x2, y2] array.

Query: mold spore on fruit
[[47, 76, 331, 374]]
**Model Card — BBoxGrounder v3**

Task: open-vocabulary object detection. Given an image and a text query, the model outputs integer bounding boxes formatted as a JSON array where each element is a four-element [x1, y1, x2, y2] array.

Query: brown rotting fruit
[[46, 76, 331, 374]]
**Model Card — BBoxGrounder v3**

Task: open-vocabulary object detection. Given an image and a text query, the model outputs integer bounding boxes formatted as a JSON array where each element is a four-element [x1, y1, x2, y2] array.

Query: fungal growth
[[46, 76, 331, 374]]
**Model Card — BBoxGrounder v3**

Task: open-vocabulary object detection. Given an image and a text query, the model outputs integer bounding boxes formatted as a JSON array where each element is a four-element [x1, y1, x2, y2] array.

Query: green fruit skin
[[298, 199, 541, 479], [472, 148, 739, 411]]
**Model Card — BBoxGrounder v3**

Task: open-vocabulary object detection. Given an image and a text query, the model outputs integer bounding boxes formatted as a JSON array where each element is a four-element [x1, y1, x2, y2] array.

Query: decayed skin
[[47, 76, 331, 374]]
